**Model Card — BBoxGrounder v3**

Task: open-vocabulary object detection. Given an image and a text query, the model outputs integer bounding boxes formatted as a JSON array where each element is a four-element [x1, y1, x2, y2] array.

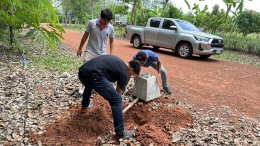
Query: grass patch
[[114, 26, 125, 37], [63, 24, 85, 32], [216, 33, 260, 56], [212, 50, 260, 67], [32, 52, 81, 73]]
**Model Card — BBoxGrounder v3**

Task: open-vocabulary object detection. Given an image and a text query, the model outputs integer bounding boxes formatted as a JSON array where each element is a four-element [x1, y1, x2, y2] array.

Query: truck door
[[158, 19, 178, 48], [144, 18, 161, 45]]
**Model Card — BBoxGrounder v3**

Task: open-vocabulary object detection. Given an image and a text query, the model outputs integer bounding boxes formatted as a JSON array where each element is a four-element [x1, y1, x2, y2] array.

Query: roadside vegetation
[[32, 51, 80, 73], [212, 51, 260, 67]]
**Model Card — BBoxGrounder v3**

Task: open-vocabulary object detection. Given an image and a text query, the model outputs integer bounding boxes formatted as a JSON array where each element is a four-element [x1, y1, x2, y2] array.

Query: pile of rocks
[[0, 44, 83, 145], [0, 64, 82, 145], [171, 104, 260, 145]]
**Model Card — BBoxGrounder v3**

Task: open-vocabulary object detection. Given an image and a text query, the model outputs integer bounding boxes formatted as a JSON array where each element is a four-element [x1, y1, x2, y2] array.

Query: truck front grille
[[211, 39, 224, 48]]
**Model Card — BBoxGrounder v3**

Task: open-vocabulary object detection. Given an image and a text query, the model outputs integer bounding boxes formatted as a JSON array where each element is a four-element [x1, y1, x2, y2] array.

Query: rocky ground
[[0, 40, 260, 146]]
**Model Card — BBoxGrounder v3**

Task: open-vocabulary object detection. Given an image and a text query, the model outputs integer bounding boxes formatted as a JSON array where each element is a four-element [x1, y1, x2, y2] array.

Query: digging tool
[[123, 98, 139, 113], [123, 73, 161, 113]]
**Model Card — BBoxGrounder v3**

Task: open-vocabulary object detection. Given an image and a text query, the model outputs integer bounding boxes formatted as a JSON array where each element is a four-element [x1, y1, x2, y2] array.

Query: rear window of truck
[[150, 19, 161, 28]]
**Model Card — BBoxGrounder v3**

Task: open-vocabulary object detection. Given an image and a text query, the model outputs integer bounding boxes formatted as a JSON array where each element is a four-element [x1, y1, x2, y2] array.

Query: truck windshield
[[176, 20, 199, 31]]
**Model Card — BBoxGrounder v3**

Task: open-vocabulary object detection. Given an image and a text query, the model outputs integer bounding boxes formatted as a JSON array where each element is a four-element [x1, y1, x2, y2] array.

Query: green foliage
[[161, 4, 184, 19], [32, 51, 81, 73], [236, 10, 260, 36], [61, 0, 104, 23], [219, 33, 260, 56], [0, 0, 64, 49], [204, 5, 226, 33], [191, 4, 208, 27], [136, 9, 158, 26], [223, 0, 244, 22], [110, 4, 129, 16]]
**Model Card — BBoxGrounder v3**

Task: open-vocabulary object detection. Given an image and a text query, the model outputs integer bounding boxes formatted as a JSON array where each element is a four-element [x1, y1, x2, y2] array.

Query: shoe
[[79, 86, 85, 94], [111, 130, 136, 141], [163, 87, 172, 95], [79, 100, 93, 114], [80, 107, 88, 113]]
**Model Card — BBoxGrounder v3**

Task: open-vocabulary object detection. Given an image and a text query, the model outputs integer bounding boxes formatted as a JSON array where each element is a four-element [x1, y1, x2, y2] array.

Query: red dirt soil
[[29, 28, 260, 145], [30, 96, 191, 145]]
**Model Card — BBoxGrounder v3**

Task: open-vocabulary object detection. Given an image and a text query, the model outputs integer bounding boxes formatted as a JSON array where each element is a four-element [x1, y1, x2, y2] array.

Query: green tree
[[123, 0, 143, 25], [0, 0, 64, 49], [161, 4, 184, 19], [59, 0, 103, 25], [190, 4, 208, 27], [205, 5, 226, 33], [236, 10, 260, 36], [110, 4, 129, 16]]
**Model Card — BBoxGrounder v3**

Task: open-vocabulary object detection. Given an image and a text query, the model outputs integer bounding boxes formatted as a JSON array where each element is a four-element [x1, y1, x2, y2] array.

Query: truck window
[[175, 20, 199, 31], [162, 20, 176, 30], [150, 19, 161, 28]]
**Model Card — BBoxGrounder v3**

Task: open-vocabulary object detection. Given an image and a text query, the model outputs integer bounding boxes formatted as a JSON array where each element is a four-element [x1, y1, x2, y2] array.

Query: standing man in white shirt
[[77, 8, 115, 61], [77, 8, 115, 94]]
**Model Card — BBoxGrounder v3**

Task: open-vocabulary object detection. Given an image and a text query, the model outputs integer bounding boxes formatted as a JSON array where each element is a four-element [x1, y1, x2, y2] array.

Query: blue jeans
[[78, 73, 124, 137]]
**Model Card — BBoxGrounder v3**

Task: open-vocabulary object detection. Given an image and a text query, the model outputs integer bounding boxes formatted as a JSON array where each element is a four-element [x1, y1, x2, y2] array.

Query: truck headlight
[[194, 35, 210, 42]]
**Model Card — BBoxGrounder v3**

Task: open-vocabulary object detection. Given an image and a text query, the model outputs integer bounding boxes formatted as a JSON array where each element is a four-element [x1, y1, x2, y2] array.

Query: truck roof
[[149, 17, 182, 21]]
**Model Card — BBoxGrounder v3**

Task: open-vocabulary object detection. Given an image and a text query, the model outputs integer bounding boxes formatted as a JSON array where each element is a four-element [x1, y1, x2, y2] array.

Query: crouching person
[[133, 50, 172, 95], [78, 55, 141, 140]]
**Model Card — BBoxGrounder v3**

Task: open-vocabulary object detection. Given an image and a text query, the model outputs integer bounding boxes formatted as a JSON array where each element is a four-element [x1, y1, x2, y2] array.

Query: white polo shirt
[[85, 19, 115, 55]]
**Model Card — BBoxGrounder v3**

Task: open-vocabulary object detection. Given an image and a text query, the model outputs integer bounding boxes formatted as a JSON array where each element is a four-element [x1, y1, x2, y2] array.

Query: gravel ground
[[0, 41, 259, 145]]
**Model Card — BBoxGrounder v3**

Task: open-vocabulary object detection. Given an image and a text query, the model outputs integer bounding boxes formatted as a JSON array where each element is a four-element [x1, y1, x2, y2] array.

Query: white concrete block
[[132, 73, 161, 102]]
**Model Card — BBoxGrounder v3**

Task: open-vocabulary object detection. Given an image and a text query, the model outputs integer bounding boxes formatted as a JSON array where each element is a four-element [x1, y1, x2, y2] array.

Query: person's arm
[[109, 26, 115, 55], [157, 60, 161, 75], [109, 37, 114, 55], [77, 31, 89, 56]]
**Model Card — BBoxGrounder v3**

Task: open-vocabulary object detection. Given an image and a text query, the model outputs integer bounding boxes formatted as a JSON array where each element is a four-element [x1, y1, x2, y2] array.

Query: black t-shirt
[[79, 55, 129, 91]]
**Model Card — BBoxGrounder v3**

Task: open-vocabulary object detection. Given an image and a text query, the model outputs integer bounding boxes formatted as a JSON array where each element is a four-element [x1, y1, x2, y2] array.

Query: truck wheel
[[199, 55, 211, 59], [133, 36, 142, 48], [153, 46, 160, 50], [177, 42, 192, 59]]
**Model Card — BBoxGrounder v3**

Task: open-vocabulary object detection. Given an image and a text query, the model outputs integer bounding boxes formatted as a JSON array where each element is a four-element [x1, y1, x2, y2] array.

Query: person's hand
[[77, 49, 82, 57], [157, 73, 160, 79]]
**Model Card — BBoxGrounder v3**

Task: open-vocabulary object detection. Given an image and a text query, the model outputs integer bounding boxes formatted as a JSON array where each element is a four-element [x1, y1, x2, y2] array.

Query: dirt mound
[[29, 95, 192, 145], [125, 98, 192, 145]]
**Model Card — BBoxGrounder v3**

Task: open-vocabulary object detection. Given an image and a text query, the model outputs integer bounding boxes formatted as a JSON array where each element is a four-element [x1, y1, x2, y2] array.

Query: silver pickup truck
[[125, 17, 224, 58]]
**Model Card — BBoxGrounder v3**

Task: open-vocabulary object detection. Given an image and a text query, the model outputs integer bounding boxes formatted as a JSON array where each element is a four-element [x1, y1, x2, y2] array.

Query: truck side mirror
[[170, 26, 177, 30]]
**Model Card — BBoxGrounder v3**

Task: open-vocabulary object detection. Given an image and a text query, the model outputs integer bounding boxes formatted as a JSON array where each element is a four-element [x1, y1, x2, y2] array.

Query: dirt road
[[63, 29, 260, 119], [27, 30, 260, 145]]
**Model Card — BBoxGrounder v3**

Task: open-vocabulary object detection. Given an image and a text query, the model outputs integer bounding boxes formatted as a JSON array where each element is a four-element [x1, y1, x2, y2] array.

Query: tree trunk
[[225, 5, 231, 23], [68, 13, 72, 24], [64, 10, 68, 26], [75, 18, 78, 24], [141, 1, 145, 25], [9, 26, 14, 46], [131, 0, 137, 25], [91, 0, 94, 19]]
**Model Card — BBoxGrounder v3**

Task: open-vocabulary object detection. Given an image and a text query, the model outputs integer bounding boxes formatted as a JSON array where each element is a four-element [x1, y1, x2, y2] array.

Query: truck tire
[[177, 42, 192, 59], [199, 55, 211, 59], [153, 46, 160, 50], [133, 36, 142, 48]]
